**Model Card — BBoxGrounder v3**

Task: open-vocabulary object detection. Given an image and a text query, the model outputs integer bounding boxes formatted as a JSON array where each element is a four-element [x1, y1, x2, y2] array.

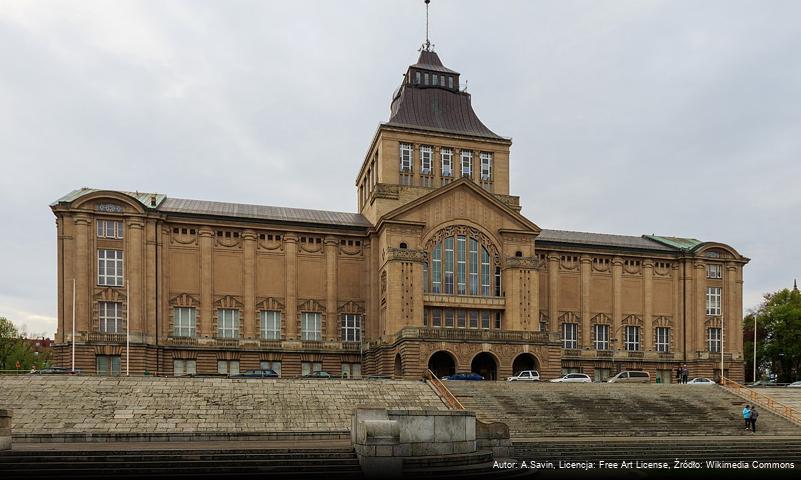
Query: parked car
[[550, 373, 592, 383], [230, 369, 278, 379], [607, 371, 650, 383], [788, 381, 801, 388], [507, 370, 540, 382], [32, 367, 79, 375], [687, 377, 716, 385], [442, 372, 484, 381], [303, 370, 333, 379]]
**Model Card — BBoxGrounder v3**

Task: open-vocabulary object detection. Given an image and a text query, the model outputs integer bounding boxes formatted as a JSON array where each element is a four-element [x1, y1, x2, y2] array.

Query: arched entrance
[[428, 351, 456, 378], [394, 354, 403, 379], [471, 352, 498, 380], [512, 353, 539, 375]]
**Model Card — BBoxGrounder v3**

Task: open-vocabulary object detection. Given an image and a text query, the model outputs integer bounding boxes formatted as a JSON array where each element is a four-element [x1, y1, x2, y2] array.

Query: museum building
[[50, 46, 749, 382]]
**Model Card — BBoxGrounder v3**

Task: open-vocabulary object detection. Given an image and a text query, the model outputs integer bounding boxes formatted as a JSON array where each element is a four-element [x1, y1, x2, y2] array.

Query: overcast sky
[[1, 0, 799, 337]]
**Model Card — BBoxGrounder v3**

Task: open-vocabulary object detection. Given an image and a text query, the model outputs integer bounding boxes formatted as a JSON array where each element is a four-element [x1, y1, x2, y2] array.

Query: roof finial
[[424, 0, 432, 52]]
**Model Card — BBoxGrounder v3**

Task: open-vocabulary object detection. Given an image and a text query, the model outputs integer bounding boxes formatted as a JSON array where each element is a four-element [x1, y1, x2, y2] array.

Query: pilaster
[[694, 261, 707, 354], [198, 227, 214, 338], [73, 214, 91, 335], [284, 233, 298, 340], [325, 236, 339, 341], [643, 259, 653, 352], [612, 257, 623, 345], [580, 255, 592, 348], [242, 230, 257, 339], [547, 254, 559, 332], [127, 219, 145, 339]]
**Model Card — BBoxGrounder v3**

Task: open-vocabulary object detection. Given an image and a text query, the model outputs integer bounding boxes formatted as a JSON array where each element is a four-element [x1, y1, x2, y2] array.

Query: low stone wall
[[0, 409, 10, 451]]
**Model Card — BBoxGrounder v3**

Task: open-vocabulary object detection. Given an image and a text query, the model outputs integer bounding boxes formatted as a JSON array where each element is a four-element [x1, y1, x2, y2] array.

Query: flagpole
[[72, 278, 76, 372], [753, 314, 758, 382], [126, 280, 130, 376]]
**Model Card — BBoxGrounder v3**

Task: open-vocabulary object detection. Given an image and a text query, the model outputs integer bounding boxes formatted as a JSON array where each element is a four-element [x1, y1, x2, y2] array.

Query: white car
[[550, 373, 592, 383], [687, 377, 716, 385], [507, 370, 540, 382], [788, 381, 801, 388]]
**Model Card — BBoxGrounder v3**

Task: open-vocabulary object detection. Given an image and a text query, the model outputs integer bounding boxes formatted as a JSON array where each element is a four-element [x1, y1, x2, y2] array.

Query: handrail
[[423, 369, 465, 411], [721, 377, 801, 427]]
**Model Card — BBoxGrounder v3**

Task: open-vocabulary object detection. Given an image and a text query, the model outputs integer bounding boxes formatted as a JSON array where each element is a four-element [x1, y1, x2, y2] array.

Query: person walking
[[742, 405, 752, 430], [681, 365, 689, 384], [750, 406, 759, 433]]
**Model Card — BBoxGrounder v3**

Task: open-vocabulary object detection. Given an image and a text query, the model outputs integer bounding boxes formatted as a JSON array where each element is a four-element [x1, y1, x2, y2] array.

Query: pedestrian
[[742, 405, 751, 430], [681, 365, 689, 384], [750, 406, 759, 433], [676, 367, 681, 383]]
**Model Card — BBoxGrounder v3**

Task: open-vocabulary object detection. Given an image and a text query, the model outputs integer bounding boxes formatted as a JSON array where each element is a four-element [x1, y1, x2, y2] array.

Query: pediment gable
[[377, 178, 540, 235]]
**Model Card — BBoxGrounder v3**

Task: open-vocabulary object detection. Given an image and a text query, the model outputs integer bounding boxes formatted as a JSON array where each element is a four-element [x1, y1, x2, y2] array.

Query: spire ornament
[[422, 0, 433, 52]]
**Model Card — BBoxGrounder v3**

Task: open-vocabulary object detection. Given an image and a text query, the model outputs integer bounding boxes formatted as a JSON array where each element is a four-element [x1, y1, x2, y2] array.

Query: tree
[[744, 286, 801, 383], [0, 316, 46, 372]]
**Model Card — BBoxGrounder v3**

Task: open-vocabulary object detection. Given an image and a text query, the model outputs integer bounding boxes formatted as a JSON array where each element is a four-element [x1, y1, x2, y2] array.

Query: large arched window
[[424, 226, 500, 297]]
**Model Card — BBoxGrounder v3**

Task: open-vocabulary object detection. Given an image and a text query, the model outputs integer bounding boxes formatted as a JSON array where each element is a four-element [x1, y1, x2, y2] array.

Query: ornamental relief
[[560, 255, 579, 271], [622, 314, 643, 326], [215, 233, 242, 248], [654, 261, 672, 277], [622, 260, 642, 275], [653, 315, 673, 327], [386, 247, 428, 263], [704, 316, 723, 327], [338, 300, 365, 314], [258, 237, 283, 252], [95, 287, 127, 303], [591, 313, 612, 324], [170, 293, 198, 307], [256, 297, 285, 312], [171, 229, 197, 246], [592, 258, 611, 273], [215, 295, 243, 309], [339, 243, 363, 256], [505, 256, 539, 269]]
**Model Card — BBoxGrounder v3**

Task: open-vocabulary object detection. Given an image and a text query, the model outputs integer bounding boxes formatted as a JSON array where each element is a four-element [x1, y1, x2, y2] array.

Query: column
[[364, 239, 375, 342], [580, 255, 592, 348], [672, 263, 682, 357], [144, 220, 157, 343], [612, 257, 623, 346], [736, 265, 744, 360], [56, 216, 65, 344], [243, 230, 257, 339], [198, 227, 214, 338], [725, 262, 737, 354], [643, 259, 653, 352], [694, 261, 707, 354], [284, 233, 298, 340], [547, 253, 560, 332], [325, 236, 339, 341], [127, 219, 144, 340], [73, 214, 91, 335]]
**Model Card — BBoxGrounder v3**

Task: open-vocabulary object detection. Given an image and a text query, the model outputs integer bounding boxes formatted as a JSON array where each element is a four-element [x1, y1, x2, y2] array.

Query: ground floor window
[[302, 362, 322, 376], [594, 368, 610, 382], [561, 367, 581, 375], [96, 355, 120, 376], [217, 360, 240, 375], [174, 359, 196, 376], [655, 369, 672, 384], [260, 360, 282, 376], [341, 363, 361, 379], [424, 308, 501, 330]]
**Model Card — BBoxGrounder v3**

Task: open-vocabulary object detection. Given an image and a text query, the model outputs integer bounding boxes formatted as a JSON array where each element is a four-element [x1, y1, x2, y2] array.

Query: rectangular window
[[468, 238, 479, 295], [594, 368, 611, 383], [260, 360, 282, 377], [562, 323, 578, 349], [456, 235, 466, 295], [624, 326, 640, 351], [456, 310, 466, 328], [173, 307, 196, 338], [302, 361, 322, 377], [469, 310, 479, 329], [173, 359, 196, 376], [494, 266, 502, 297], [706, 287, 722, 316], [444, 237, 454, 294], [481, 248, 491, 296], [341, 314, 362, 342], [444, 309, 454, 328], [461, 150, 472, 177], [424, 72, 429, 85], [481, 311, 490, 329], [217, 308, 239, 339], [432, 309, 442, 328], [99, 301, 123, 334], [593, 324, 609, 350], [260, 310, 281, 340], [707, 264, 722, 279], [415, 71, 421, 84], [708, 327, 721, 353], [217, 360, 240, 375], [432, 243, 442, 294], [342, 363, 362, 379], [423, 261, 429, 293], [441, 148, 453, 177], [432, 74, 438, 85], [400, 143, 412, 172], [480, 152, 492, 180], [301, 312, 322, 341], [655, 327, 670, 352], [96, 355, 121, 376], [448, 76, 454, 89], [97, 220, 123, 239], [420, 145, 432, 174], [97, 249, 124, 286], [494, 311, 502, 329]]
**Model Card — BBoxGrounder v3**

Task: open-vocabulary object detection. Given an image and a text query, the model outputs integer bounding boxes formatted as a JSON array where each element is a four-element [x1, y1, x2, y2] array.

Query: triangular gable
[[377, 178, 541, 234]]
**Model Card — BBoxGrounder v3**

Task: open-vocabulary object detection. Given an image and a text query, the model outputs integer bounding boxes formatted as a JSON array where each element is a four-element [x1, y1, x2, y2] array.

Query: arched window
[[425, 227, 499, 297]]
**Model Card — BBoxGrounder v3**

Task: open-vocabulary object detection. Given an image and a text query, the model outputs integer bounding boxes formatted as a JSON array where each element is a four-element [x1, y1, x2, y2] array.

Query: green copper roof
[[643, 235, 703, 251], [51, 188, 166, 209]]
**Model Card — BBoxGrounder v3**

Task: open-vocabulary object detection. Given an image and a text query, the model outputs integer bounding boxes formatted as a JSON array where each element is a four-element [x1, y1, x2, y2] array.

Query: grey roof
[[52, 188, 166, 208], [387, 86, 504, 140], [411, 50, 459, 74], [158, 197, 372, 228], [537, 229, 678, 252]]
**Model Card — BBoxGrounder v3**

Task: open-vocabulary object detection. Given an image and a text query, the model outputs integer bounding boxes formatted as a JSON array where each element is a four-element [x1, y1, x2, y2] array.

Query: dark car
[[33, 367, 79, 375], [303, 370, 333, 379], [442, 372, 484, 381], [230, 369, 278, 379]]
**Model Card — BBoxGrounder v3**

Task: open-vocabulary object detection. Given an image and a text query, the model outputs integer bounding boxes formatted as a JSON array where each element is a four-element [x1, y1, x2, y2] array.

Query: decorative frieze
[[386, 247, 428, 263], [505, 256, 539, 269]]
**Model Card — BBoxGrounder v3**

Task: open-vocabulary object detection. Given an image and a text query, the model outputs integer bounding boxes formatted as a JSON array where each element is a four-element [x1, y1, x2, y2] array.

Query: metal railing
[[423, 369, 465, 411], [721, 377, 801, 426]]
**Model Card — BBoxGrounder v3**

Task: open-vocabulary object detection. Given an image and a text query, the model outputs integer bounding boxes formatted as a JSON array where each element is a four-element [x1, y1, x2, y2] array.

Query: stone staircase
[[753, 388, 801, 413], [0, 376, 446, 441], [445, 383, 801, 438], [0, 446, 362, 479]]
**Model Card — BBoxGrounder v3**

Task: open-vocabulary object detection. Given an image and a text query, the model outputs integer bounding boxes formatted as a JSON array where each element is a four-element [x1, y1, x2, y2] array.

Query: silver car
[[507, 370, 540, 382], [549, 373, 592, 383]]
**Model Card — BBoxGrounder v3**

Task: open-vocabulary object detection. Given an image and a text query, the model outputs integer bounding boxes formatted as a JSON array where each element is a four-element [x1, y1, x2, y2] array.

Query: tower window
[[448, 76, 454, 89], [424, 73, 429, 85], [420, 145, 432, 174], [432, 74, 438, 85], [400, 143, 412, 172], [461, 151, 472, 177], [441, 148, 453, 177], [480, 152, 492, 180], [415, 71, 421, 84]]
